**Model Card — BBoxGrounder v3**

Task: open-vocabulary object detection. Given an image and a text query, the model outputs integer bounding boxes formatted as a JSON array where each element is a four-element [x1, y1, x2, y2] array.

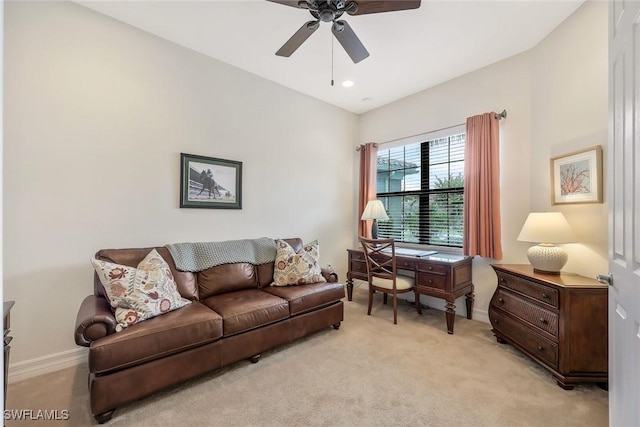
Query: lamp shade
[[517, 212, 577, 244], [517, 212, 577, 274], [361, 200, 389, 221]]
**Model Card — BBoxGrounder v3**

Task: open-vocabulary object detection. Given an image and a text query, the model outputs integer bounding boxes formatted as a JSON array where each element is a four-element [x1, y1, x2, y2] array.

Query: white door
[[608, 1, 640, 425]]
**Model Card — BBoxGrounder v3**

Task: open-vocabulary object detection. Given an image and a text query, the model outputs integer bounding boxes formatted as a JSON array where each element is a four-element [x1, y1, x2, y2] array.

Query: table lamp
[[361, 200, 389, 239], [517, 212, 577, 274]]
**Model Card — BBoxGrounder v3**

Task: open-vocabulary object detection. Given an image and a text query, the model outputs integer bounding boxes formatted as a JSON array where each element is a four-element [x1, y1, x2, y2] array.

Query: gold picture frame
[[550, 145, 602, 205]]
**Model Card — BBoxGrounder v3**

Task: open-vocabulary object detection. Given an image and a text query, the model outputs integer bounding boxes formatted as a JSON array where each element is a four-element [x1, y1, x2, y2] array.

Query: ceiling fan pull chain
[[331, 32, 334, 86]]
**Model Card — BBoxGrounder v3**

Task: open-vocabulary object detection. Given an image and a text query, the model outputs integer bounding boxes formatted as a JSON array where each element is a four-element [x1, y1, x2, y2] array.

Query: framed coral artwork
[[550, 146, 602, 205]]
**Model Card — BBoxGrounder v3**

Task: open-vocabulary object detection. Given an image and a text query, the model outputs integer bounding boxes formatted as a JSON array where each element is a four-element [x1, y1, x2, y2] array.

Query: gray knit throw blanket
[[165, 237, 277, 272]]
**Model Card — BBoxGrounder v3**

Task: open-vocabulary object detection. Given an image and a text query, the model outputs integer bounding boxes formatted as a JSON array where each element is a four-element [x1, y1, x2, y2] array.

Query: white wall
[[3, 0, 608, 377], [358, 0, 607, 319], [1, 0, 5, 410], [530, 0, 608, 279], [3, 1, 357, 370]]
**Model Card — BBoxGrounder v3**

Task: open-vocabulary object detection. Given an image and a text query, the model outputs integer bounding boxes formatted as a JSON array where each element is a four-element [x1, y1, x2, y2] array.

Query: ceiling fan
[[268, 1, 421, 63]]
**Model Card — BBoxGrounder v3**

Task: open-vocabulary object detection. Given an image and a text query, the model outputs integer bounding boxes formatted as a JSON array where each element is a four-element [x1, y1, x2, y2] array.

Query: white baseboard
[[8, 347, 87, 384], [472, 308, 490, 324]]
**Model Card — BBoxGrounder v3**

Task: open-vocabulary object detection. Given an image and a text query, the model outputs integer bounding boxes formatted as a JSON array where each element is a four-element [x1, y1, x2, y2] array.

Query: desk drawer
[[350, 251, 365, 261], [497, 273, 558, 308], [417, 263, 447, 275], [396, 258, 416, 270], [490, 307, 558, 368], [349, 260, 367, 275], [416, 272, 446, 290], [493, 289, 559, 337]]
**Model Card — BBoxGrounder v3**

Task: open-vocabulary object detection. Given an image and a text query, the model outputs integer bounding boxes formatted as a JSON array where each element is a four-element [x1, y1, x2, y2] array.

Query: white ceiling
[[77, 0, 585, 114]]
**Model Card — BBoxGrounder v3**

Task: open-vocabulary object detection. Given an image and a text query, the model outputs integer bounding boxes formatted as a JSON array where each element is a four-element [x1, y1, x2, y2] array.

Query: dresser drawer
[[492, 289, 559, 337], [490, 307, 558, 368], [497, 273, 558, 308], [416, 272, 446, 290]]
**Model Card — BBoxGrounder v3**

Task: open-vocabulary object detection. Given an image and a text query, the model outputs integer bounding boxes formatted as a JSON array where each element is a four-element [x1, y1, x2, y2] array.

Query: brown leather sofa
[[74, 238, 344, 423]]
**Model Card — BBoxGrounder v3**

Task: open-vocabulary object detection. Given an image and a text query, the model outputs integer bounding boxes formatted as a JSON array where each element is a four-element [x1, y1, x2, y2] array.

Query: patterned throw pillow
[[91, 249, 191, 331], [271, 239, 327, 286]]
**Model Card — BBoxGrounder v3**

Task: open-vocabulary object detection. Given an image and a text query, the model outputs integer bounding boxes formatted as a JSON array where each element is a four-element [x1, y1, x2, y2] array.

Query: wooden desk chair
[[359, 237, 416, 324]]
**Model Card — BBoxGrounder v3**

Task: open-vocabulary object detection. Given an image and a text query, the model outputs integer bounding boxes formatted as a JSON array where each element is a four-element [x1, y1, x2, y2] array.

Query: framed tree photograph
[[550, 145, 602, 205], [180, 153, 242, 209]]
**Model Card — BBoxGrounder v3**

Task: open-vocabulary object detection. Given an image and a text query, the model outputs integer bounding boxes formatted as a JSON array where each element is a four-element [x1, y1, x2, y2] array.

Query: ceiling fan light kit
[[269, 0, 421, 63]]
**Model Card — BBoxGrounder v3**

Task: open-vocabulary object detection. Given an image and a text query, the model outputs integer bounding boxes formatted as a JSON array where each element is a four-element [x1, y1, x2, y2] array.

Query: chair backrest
[[359, 237, 397, 286]]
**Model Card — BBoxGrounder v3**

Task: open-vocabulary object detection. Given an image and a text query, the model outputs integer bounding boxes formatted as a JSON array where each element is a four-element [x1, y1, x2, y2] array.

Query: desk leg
[[445, 301, 456, 334], [465, 291, 474, 320], [346, 277, 354, 301]]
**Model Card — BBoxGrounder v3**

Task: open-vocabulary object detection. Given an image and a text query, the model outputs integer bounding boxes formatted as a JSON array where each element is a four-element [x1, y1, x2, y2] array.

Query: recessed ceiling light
[[342, 80, 354, 87], [362, 97, 371, 102]]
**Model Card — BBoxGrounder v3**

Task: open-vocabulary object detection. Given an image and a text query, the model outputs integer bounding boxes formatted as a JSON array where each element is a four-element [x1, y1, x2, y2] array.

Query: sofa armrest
[[74, 295, 117, 347], [321, 267, 338, 283]]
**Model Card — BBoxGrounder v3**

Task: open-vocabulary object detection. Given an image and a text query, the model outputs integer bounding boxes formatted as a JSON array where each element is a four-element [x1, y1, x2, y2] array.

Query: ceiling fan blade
[[276, 20, 320, 57], [346, 0, 421, 15], [266, 0, 312, 9], [332, 20, 369, 63]]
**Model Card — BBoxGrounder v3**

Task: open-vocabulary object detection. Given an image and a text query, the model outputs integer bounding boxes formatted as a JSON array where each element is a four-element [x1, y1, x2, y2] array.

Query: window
[[376, 131, 465, 248]]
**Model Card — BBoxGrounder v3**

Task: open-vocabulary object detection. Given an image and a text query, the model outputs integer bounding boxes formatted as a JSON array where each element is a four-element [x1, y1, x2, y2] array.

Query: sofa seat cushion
[[263, 282, 345, 315], [201, 289, 289, 337], [89, 302, 222, 374]]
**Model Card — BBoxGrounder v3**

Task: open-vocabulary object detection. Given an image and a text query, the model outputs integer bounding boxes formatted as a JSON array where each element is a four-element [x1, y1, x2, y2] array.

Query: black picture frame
[[180, 153, 242, 209]]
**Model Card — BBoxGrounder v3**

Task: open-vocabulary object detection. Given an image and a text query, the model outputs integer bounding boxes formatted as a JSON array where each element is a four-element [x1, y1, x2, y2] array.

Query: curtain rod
[[355, 122, 462, 151], [355, 109, 507, 151]]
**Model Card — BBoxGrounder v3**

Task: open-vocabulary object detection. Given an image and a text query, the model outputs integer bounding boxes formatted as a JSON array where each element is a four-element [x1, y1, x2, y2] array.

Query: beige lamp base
[[527, 244, 567, 275]]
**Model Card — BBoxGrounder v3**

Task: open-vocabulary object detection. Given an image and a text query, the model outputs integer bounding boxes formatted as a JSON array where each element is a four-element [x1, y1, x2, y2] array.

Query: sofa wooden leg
[[332, 322, 341, 330], [94, 409, 115, 424], [250, 354, 261, 364]]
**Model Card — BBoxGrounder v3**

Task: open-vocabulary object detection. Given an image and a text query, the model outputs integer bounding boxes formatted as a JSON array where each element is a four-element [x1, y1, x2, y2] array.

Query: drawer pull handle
[[541, 293, 550, 300], [428, 280, 433, 284], [540, 318, 548, 324], [537, 346, 544, 352], [498, 298, 504, 304], [499, 278, 505, 283], [428, 266, 433, 271], [494, 319, 500, 324]]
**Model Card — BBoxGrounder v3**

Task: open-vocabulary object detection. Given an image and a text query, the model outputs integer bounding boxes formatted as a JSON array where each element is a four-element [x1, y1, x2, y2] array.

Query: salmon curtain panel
[[463, 112, 503, 259], [358, 143, 378, 238]]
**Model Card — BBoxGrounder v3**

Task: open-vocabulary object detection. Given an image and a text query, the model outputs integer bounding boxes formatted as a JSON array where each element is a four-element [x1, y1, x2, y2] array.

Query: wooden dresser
[[489, 265, 607, 389]]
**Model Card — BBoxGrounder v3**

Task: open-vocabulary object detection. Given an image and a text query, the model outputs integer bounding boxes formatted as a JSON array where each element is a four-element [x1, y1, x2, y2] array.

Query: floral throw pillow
[[91, 249, 191, 331], [271, 239, 326, 286]]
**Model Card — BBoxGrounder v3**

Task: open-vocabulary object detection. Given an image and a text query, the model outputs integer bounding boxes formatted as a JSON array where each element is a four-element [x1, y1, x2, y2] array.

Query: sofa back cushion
[[197, 262, 258, 298], [256, 238, 303, 287], [94, 247, 199, 301]]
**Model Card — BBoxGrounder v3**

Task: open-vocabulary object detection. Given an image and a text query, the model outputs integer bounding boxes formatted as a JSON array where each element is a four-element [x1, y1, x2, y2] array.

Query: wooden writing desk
[[346, 249, 474, 334]]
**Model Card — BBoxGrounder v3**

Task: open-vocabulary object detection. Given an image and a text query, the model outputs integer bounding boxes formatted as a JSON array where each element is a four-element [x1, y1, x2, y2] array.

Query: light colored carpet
[[7, 285, 608, 426]]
